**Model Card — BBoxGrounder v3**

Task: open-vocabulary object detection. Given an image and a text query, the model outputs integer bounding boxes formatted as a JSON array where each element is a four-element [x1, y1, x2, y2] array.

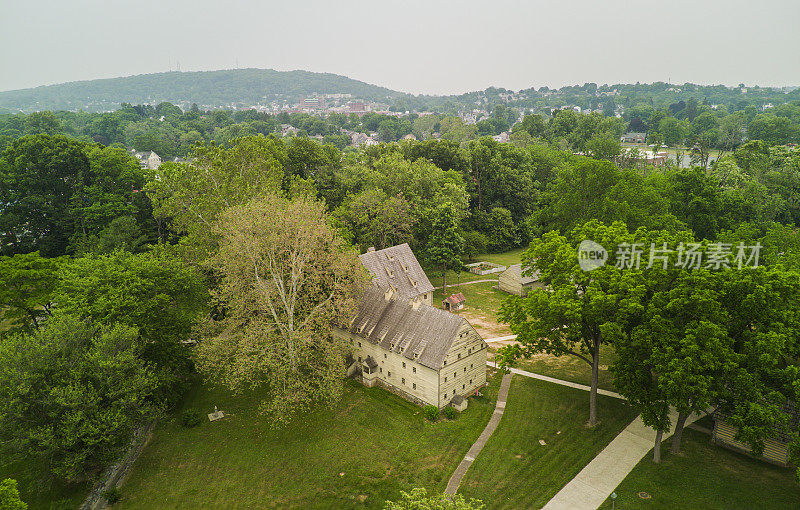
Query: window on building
[[380, 367, 383, 373], [470, 379, 473, 385], [464, 367, 466, 372], [453, 372, 456, 378], [358, 342, 362, 348], [413, 383, 416, 390], [412, 367, 416, 373], [402, 362, 406, 368], [388, 371, 391, 377], [384, 353, 387, 359], [470, 364, 473, 368], [462, 384, 465, 390], [402, 378, 405, 385], [458, 353, 461, 359], [444, 377, 447, 382], [358, 356, 362, 362], [453, 390, 456, 395]]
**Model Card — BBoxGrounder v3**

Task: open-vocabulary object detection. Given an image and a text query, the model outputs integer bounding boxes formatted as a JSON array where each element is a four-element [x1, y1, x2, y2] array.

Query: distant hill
[[0, 69, 406, 112]]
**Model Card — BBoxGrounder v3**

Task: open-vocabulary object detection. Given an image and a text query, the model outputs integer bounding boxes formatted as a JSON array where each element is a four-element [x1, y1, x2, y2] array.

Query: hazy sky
[[1, 0, 798, 94]]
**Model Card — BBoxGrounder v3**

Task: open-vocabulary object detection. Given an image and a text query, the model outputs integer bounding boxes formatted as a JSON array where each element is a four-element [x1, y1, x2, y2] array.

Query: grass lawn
[[114, 372, 502, 509], [598, 428, 800, 509], [513, 344, 618, 392], [475, 249, 524, 268], [459, 377, 637, 509]]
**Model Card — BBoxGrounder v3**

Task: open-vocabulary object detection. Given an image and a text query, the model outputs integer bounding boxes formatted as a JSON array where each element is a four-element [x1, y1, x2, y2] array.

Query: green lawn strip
[[598, 428, 800, 509], [513, 344, 618, 392], [432, 282, 512, 337], [459, 377, 637, 509], [115, 372, 502, 509], [0, 456, 88, 510], [474, 249, 524, 268]]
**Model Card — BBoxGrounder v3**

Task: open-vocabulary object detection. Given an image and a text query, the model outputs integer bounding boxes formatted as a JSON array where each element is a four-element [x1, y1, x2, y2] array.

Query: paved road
[[541, 409, 705, 510], [444, 373, 513, 495]]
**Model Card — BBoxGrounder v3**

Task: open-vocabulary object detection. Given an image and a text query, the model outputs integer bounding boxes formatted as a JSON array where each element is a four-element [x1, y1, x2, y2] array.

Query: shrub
[[443, 406, 458, 420], [424, 405, 439, 422], [102, 487, 121, 505], [180, 409, 203, 428]]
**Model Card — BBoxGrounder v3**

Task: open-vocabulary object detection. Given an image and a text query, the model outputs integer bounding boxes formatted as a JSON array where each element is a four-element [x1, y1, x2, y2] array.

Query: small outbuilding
[[498, 264, 542, 297], [450, 394, 468, 412], [442, 292, 466, 312]]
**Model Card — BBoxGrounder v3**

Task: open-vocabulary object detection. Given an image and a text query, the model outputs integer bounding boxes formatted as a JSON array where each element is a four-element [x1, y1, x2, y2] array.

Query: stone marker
[[208, 405, 226, 422]]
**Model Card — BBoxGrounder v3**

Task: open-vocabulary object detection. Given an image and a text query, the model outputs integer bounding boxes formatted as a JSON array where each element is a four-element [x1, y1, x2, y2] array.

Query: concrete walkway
[[434, 279, 498, 291], [444, 373, 513, 495], [486, 362, 625, 400], [541, 409, 705, 510], [485, 334, 518, 343]]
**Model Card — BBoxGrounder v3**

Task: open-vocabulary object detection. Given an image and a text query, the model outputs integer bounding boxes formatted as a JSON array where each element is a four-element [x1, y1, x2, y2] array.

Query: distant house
[[336, 285, 487, 409], [443, 293, 466, 312], [498, 264, 542, 297], [712, 404, 798, 466], [132, 150, 162, 170], [621, 132, 646, 144], [359, 244, 434, 307]]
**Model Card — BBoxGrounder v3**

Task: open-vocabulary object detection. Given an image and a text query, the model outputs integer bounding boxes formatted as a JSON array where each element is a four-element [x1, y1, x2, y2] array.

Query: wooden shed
[[442, 292, 466, 312], [712, 404, 798, 466], [498, 264, 541, 297]]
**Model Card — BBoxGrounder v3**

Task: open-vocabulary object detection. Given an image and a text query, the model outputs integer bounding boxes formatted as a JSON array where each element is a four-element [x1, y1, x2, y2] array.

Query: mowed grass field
[[599, 428, 800, 509], [114, 373, 502, 509], [459, 376, 637, 509]]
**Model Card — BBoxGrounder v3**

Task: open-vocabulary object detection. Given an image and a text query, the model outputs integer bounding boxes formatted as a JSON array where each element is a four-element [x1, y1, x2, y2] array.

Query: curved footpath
[[444, 372, 513, 495]]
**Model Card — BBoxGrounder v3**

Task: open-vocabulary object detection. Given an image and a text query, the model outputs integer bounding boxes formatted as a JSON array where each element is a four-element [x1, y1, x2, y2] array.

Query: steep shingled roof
[[349, 285, 471, 370], [358, 243, 434, 300], [506, 264, 540, 285]]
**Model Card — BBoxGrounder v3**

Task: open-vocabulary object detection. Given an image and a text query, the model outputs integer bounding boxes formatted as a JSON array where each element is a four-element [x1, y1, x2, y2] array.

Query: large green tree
[[197, 194, 368, 424], [53, 250, 207, 402], [0, 316, 158, 482]]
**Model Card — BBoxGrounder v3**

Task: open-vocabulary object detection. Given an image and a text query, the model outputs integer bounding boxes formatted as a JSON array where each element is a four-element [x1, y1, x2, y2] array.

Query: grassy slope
[[459, 377, 637, 509], [115, 374, 501, 509], [599, 428, 800, 509]]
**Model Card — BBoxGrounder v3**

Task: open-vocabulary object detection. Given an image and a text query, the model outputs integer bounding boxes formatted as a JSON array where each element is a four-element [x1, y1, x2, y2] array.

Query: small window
[[464, 367, 467, 372], [384, 353, 387, 359], [470, 364, 473, 368], [402, 378, 405, 385], [453, 372, 456, 378], [444, 377, 447, 382], [462, 384, 465, 390], [358, 356, 362, 362], [413, 383, 416, 390], [453, 390, 456, 395], [402, 362, 406, 368], [470, 379, 473, 385], [458, 353, 461, 359], [412, 367, 416, 373], [388, 371, 391, 377], [380, 367, 383, 373], [358, 342, 362, 348]]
